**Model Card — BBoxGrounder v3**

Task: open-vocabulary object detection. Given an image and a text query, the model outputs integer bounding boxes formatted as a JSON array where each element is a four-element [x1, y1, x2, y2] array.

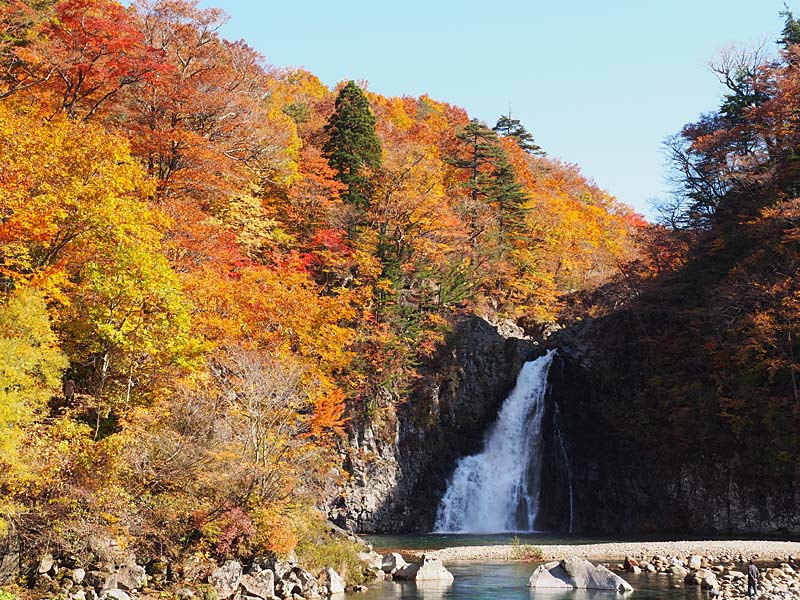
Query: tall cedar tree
[[450, 119, 529, 243], [488, 155, 529, 243], [322, 81, 382, 208], [779, 4, 800, 49], [450, 119, 503, 202], [493, 113, 543, 155]]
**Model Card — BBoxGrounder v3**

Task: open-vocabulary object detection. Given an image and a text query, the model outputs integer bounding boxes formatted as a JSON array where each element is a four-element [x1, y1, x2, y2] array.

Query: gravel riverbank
[[426, 540, 800, 562]]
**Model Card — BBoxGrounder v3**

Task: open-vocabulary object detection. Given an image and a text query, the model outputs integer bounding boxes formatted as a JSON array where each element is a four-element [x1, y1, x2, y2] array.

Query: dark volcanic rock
[[328, 316, 541, 533], [541, 329, 800, 535]]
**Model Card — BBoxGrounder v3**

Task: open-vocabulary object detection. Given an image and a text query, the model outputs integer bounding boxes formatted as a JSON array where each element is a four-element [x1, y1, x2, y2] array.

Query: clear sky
[[198, 0, 789, 217]]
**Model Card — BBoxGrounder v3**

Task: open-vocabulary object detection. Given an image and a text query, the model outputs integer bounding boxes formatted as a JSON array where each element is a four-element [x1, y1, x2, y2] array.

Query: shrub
[[510, 536, 544, 562], [293, 513, 366, 586]]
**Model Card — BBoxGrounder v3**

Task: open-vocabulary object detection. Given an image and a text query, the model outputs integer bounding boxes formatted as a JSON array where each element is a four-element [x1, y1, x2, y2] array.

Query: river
[[358, 562, 705, 600]]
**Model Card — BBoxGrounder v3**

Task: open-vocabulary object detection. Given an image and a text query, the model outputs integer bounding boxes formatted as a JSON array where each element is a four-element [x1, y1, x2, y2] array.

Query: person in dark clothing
[[748, 559, 760, 597]]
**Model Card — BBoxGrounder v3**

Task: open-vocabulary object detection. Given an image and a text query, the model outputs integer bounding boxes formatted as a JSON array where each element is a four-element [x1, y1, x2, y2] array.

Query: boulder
[[252, 557, 292, 580], [688, 555, 703, 570], [727, 570, 746, 580], [769, 568, 786, 579], [209, 560, 243, 599], [276, 571, 303, 598], [71, 568, 87, 585], [701, 574, 719, 590], [293, 567, 320, 598], [322, 567, 345, 594], [240, 571, 275, 599], [685, 572, 701, 585], [381, 553, 407, 574], [528, 561, 573, 589], [358, 551, 383, 571], [115, 565, 147, 591], [528, 557, 633, 593], [669, 565, 688, 578], [84, 570, 109, 589], [623, 557, 639, 572], [413, 555, 454, 583], [38, 553, 56, 575], [393, 554, 453, 583], [393, 563, 417, 580], [670, 557, 685, 568]]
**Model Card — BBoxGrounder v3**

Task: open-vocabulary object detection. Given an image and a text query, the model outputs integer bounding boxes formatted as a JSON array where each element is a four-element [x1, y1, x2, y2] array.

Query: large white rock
[[71, 568, 87, 585], [209, 561, 242, 599], [528, 557, 633, 593], [239, 571, 275, 599], [381, 553, 407, 574], [38, 554, 55, 575], [688, 555, 703, 570], [293, 567, 320, 598], [393, 555, 454, 583], [670, 557, 685, 568], [322, 567, 345, 594], [701, 574, 719, 590], [359, 551, 383, 571], [415, 556, 455, 583], [528, 561, 573, 589], [115, 565, 146, 591]]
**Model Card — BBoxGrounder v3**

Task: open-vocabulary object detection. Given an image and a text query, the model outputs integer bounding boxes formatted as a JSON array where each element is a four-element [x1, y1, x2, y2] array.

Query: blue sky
[[199, 0, 788, 217]]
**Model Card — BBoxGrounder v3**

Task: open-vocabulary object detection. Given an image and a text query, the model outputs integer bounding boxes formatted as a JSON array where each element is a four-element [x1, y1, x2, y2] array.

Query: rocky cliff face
[[330, 312, 800, 536], [539, 345, 800, 535], [327, 316, 541, 533]]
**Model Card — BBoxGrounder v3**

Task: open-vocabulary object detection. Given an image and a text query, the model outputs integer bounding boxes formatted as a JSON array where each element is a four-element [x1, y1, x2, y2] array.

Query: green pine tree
[[487, 155, 529, 243], [322, 81, 382, 208], [449, 119, 529, 246], [449, 119, 504, 202], [779, 3, 800, 50], [493, 113, 544, 155]]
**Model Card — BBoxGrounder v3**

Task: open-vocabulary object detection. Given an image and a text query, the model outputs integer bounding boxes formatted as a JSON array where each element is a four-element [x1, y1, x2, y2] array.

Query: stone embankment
[[29, 552, 354, 600], [19, 545, 454, 600]]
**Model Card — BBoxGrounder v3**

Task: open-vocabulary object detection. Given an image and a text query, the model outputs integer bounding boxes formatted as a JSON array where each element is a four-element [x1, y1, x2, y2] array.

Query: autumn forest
[[1, 0, 800, 590]]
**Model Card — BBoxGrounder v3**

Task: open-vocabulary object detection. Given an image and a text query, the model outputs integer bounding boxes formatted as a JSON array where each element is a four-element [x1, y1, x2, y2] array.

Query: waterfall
[[434, 350, 556, 533]]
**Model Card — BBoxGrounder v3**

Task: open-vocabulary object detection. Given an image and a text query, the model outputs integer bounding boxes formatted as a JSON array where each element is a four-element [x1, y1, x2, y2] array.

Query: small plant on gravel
[[0, 590, 17, 600], [511, 536, 544, 562]]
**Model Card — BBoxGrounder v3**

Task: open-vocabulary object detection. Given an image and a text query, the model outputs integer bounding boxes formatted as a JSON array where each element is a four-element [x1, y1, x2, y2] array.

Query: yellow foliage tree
[[0, 288, 67, 533]]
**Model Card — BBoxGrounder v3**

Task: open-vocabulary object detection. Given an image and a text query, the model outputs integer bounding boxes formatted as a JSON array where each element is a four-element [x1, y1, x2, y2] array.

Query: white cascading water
[[434, 350, 556, 533]]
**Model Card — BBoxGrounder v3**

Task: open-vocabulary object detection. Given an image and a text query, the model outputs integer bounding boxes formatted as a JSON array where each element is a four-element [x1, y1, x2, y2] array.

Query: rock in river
[[394, 555, 454, 583], [528, 557, 633, 593], [381, 553, 407, 574]]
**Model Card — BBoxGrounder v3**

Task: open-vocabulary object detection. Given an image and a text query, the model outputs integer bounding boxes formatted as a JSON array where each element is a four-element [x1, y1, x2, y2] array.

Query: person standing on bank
[[748, 559, 760, 597]]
